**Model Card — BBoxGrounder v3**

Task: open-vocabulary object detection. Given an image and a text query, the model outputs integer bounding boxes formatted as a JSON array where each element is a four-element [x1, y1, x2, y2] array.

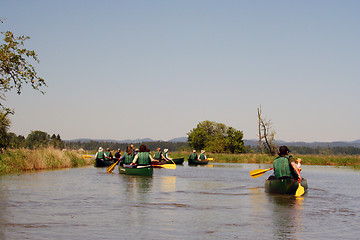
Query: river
[[1, 163, 360, 239]]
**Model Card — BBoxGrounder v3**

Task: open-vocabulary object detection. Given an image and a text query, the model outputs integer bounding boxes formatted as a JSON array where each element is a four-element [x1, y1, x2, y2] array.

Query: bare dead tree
[[257, 106, 277, 155]]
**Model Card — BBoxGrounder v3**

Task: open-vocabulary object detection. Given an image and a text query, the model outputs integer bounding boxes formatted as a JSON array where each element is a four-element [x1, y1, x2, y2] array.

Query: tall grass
[[0, 148, 94, 175]]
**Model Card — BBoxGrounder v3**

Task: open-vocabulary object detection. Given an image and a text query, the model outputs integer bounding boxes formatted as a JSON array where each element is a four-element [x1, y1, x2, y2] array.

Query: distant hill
[[67, 137, 360, 148]]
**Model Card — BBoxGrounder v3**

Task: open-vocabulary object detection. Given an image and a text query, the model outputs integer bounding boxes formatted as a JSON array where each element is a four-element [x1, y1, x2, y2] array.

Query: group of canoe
[[87, 146, 308, 196]]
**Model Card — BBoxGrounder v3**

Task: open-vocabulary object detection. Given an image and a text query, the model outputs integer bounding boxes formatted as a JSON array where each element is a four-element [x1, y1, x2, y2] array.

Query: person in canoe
[[198, 150, 207, 161], [130, 144, 154, 166], [162, 149, 173, 162], [188, 150, 198, 161], [114, 149, 122, 160], [272, 146, 302, 180], [153, 148, 163, 160], [104, 148, 113, 160], [119, 146, 134, 166], [95, 147, 106, 161]]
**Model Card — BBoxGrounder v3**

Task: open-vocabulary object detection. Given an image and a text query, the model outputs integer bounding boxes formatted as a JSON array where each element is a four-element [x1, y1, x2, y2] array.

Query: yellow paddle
[[207, 158, 214, 160], [295, 179, 305, 197], [166, 158, 177, 169], [107, 159, 120, 173], [249, 168, 273, 178], [83, 154, 94, 158], [160, 164, 176, 169]]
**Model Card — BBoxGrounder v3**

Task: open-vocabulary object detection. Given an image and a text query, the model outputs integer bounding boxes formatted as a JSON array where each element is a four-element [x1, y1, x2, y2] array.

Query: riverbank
[[171, 152, 360, 168], [0, 148, 94, 175]]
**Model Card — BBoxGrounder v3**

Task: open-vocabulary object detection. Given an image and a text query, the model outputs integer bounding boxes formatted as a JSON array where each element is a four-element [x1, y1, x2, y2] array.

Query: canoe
[[165, 158, 184, 165], [151, 161, 166, 168], [95, 158, 115, 167], [119, 164, 153, 176], [265, 177, 308, 195], [188, 158, 209, 165]]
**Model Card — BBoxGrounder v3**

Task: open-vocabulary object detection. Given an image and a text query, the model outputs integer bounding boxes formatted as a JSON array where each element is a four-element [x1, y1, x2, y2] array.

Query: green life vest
[[123, 152, 134, 164], [137, 152, 151, 165], [273, 156, 292, 178], [154, 151, 162, 159], [199, 153, 206, 160], [188, 153, 197, 160], [96, 151, 105, 159], [104, 151, 111, 158]]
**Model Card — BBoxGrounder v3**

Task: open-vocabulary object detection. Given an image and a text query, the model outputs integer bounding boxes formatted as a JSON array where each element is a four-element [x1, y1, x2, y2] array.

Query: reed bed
[[0, 148, 94, 175]]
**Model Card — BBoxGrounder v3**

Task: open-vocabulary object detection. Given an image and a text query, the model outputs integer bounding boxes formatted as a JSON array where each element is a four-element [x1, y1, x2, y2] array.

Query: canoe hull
[[265, 177, 308, 195], [95, 159, 115, 167], [188, 159, 209, 165], [119, 165, 153, 176], [166, 158, 184, 165]]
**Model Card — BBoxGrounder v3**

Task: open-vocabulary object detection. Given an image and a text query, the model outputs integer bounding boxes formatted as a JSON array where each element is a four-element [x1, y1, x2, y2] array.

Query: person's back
[[273, 155, 293, 178], [273, 146, 300, 179], [189, 152, 197, 161], [123, 152, 134, 165], [137, 152, 151, 165]]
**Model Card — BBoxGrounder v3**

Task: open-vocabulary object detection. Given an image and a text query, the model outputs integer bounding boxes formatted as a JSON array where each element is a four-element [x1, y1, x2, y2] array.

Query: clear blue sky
[[1, 0, 359, 142]]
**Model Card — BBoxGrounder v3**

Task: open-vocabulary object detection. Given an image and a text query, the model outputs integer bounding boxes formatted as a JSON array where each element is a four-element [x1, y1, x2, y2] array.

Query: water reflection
[[267, 194, 304, 239]]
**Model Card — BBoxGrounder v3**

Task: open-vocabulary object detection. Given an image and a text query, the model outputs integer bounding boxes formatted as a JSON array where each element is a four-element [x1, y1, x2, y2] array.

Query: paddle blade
[[250, 168, 273, 178], [107, 160, 119, 173], [83, 154, 94, 159], [162, 164, 176, 169], [295, 180, 305, 197], [207, 158, 214, 161]]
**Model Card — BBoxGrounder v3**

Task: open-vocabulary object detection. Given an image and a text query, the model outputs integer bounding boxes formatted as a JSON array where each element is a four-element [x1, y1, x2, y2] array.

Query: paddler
[[273, 146, 302, 180]]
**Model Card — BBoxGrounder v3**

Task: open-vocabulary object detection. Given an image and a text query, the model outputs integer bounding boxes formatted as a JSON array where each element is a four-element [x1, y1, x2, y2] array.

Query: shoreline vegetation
[[0, 148, 94, 175], [1, 148, 360, 175]]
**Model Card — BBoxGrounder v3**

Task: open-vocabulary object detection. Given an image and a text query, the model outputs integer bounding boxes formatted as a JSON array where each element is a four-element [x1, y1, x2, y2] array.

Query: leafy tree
[[187, 120, 245, 153], [0, 109, 11, 150], [7, 132, 25, 148], [0, 20, 46, 149], [0, 30, 46, 110], [25, 130, 50, 149]]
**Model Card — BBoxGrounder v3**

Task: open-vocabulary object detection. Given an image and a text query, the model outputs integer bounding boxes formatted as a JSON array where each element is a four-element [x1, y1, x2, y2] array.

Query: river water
[[1, 163, 360, 239]]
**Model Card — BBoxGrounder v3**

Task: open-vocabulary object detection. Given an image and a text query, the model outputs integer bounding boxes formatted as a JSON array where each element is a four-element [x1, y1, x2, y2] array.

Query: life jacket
[[199, 153, 206, 160], [154, 151, 162, 159], [104, 151, 112, 158], [273, 155, 292, 178], [123, 152, 134, 164], [96, 151, 105, 159], [188, 153, 197, 160], [137, 152, 151, 165]]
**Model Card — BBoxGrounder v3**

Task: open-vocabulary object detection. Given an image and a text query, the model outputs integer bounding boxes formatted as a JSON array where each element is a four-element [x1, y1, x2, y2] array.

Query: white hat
[[201, 150, 205, 154], [164, 149, 168, 153], [98, 147, 103, 152]]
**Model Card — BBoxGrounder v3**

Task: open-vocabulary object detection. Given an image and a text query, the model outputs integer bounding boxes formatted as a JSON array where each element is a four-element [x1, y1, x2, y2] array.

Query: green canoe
[[95, 158, 115, 167], [265, 177, 308, 195], [188, 158, 209, 165], [165, 158, 184, 165], [118, 165, 153, 176]]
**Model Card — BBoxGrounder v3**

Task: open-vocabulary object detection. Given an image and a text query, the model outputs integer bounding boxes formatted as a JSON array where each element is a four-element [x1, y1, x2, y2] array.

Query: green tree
[[7, 132, 25, 149], [0, 110, 11, 150], [25, 130, 50, 149], [1, 20, 46, 149], [187, 120, 245, 153], [1, 30, 46, 109], [225, 127, 246, 154]]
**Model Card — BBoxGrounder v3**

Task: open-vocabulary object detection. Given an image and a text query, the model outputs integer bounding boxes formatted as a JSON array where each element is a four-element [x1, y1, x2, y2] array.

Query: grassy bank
[[170, 152, 360, 168], [0, 148, 94, 175]]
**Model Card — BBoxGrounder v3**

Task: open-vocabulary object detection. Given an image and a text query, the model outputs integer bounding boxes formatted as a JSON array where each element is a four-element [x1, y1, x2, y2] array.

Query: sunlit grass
[[0, 148, 94, 175]]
